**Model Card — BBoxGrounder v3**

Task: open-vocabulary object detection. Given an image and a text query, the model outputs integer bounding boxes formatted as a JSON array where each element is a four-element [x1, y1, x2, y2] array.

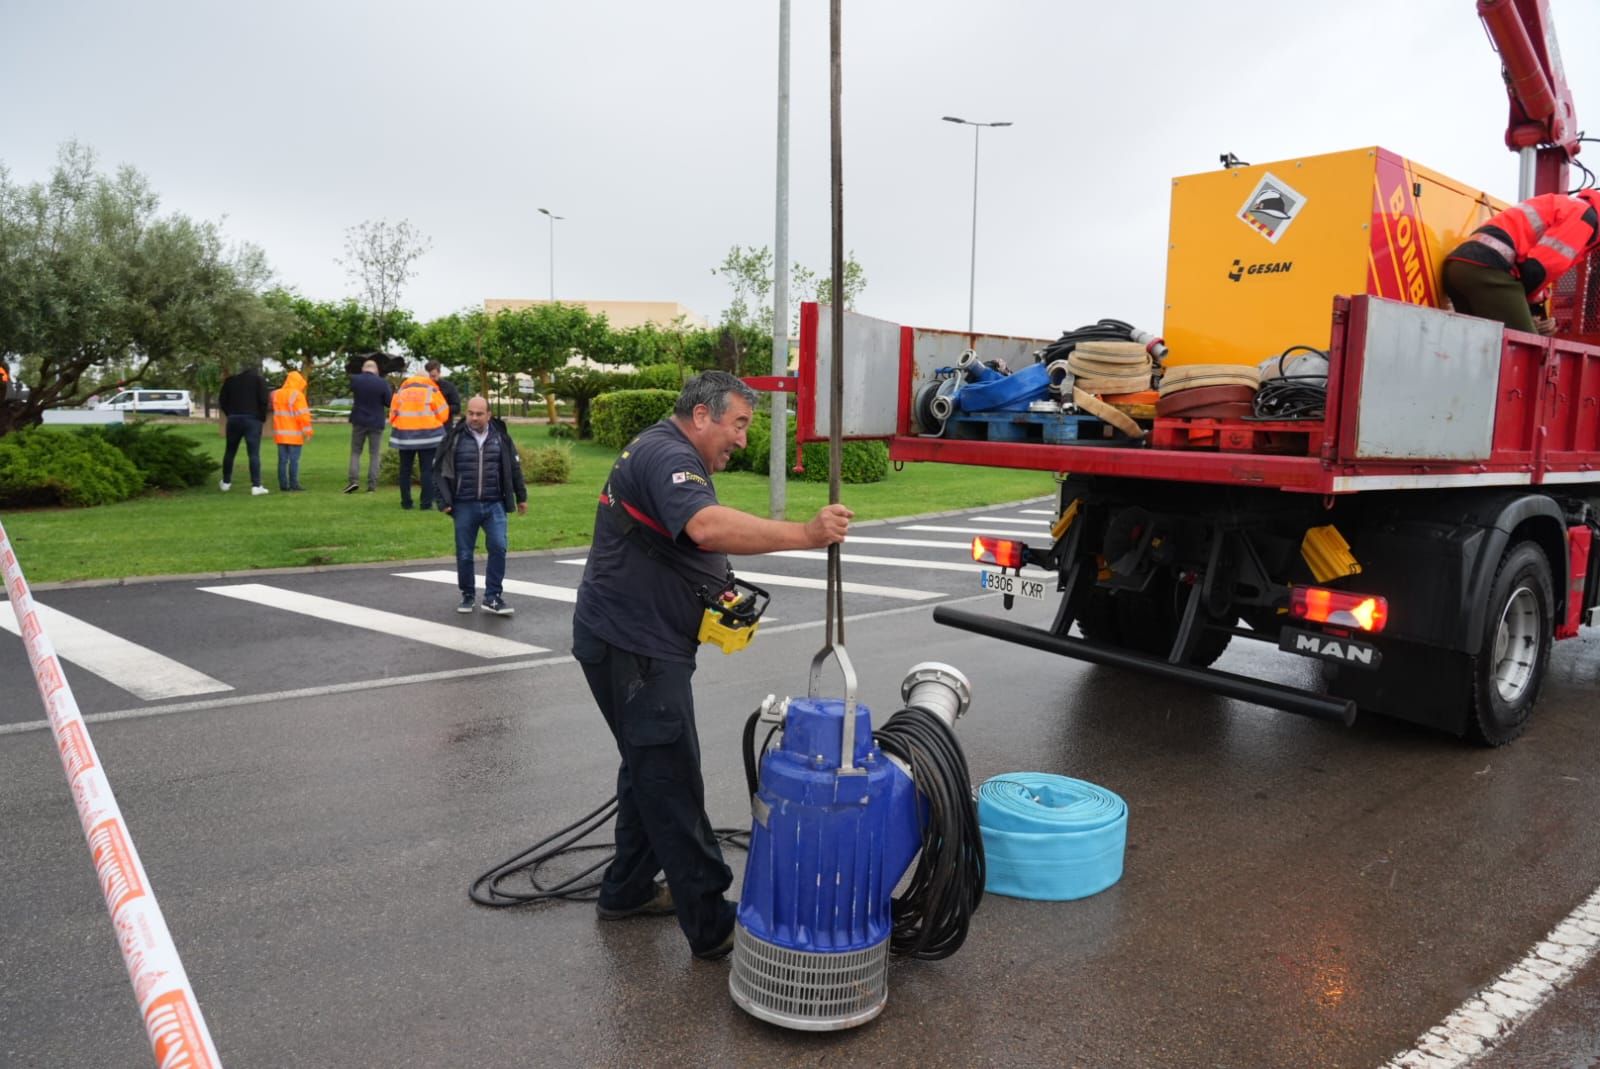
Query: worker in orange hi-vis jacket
[[270, 370, 314, 492], [388, 368, 450, 510], [1443, 189, 1600, 334]]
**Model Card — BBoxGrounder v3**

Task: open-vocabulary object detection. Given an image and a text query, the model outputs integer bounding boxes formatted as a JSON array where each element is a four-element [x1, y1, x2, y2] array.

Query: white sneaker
[[219, 481, 231, 492], [250, 486, 270, 496]]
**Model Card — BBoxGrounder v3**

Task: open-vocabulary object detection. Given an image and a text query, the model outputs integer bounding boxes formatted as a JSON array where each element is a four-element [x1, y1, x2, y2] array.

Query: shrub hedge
[[88, 422, 212, 489], [732, 411, 888, 483], [591, 389, 677, 451], [0, 428, 145, 507], [520, 444, 572, 485]]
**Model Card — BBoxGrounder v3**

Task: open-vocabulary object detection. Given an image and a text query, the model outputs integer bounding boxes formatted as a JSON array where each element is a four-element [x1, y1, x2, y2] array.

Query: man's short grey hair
[[674, 370, 758, 421], [361, 359, 379, 374]]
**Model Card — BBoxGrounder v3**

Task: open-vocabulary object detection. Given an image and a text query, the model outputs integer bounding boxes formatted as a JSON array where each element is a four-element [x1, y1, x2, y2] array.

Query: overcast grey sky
[[5, 0, 1600, 343]]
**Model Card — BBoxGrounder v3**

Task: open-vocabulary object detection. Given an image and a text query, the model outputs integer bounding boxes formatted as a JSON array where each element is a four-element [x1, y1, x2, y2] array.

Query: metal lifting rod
[[806, 0, 863, 775]]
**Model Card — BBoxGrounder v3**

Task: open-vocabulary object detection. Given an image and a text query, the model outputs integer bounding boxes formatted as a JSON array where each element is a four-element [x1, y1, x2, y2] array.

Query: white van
[[96, 389, 193, 417]]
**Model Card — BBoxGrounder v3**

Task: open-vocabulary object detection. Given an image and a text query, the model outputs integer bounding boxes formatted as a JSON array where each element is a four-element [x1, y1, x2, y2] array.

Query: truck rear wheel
[[1466, 542, 1553, 746]]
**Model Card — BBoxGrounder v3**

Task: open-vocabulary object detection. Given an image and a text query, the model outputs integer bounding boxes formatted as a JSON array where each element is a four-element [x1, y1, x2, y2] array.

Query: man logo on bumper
[[1279, 626, 1382, 669]]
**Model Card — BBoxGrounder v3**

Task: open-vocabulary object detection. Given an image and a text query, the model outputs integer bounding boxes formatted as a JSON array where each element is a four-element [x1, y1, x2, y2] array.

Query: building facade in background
[[483, 299, 706, 331]]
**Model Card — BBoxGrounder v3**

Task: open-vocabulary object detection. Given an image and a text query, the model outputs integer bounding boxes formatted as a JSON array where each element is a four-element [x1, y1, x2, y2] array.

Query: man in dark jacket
[[435, 395, 527, 615], [345, 358, 394, 493], [427, 360, 461, 427], [218, 362, 272, 495]]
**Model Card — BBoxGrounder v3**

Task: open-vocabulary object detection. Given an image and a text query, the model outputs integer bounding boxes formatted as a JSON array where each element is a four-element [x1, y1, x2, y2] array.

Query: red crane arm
[[1478, 0, 1580, 194]]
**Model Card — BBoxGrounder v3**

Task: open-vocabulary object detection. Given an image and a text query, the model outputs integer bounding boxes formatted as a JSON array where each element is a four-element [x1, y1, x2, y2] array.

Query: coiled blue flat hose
[[977, 773, 1127, 901]]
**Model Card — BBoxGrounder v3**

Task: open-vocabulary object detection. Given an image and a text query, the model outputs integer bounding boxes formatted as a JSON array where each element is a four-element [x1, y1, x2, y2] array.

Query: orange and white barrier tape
[[0, 519, 222, 1068]]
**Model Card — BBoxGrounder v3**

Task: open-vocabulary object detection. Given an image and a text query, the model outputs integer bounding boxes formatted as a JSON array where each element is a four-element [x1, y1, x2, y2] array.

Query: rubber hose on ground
[[977, 772, 1128, 901]]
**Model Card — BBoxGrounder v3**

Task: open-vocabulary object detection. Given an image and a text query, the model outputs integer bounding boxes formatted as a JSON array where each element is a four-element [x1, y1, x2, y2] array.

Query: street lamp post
[[537, 207, 564, 301], [942, 116, 1013, 332]]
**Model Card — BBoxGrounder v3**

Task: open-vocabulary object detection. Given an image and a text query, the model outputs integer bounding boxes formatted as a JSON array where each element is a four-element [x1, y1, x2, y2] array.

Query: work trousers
[[572, 618, 735, 955], [276, 444, 302, 490], [1442, 260, 1538, 333], [348, 425, 383, 488], [397, 447, 437, 508], [221, 415, 263, 487], [452, 499, 507, 599]]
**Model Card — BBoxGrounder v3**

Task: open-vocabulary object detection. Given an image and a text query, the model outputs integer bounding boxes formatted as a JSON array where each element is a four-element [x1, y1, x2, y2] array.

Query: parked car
[[95, 389, 193, 417]]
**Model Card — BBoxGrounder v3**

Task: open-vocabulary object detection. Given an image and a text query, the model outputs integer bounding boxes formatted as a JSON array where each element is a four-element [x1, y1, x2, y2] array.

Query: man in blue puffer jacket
[[435, 395, 527, 615]]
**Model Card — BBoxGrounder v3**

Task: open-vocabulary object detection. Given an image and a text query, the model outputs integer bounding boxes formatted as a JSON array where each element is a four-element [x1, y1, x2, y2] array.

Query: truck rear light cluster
[[971, 536, 1026, 569], [1290, 586, 1388, 633]]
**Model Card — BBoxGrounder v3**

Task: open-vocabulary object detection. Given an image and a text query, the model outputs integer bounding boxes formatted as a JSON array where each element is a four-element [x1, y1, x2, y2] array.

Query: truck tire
[[1466, 541, 1553, 746]]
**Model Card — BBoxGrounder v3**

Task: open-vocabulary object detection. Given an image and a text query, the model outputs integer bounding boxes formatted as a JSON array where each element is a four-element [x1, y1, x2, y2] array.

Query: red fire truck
[[796, 0, 1600, 745]]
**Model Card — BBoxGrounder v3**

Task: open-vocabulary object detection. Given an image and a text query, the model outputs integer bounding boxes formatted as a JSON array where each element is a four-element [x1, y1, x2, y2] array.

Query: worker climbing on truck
[[1442, 188, 1600, 332]]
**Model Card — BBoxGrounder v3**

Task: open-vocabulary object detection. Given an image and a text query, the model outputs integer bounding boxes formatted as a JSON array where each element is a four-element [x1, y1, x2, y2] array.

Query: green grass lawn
[[0, 420, 1055, 583]]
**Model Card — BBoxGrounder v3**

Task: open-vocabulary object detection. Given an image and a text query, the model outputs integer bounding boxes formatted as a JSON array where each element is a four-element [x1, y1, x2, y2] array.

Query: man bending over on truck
[[1443, 189, 1600, 334]]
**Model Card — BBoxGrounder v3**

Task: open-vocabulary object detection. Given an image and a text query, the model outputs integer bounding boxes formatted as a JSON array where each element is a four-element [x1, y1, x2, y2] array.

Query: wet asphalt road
[[3, 502, 1599, 1068]]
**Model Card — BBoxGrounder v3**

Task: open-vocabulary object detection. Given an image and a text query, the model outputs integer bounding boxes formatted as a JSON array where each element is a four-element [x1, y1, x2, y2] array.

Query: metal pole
[[538, 208, 563, 302], [967, 125, 980, 332], [770, 0, 791, 520]]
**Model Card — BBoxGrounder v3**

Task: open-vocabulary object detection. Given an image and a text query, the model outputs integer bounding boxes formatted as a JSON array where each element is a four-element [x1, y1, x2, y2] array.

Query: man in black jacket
[[345, 358, 393, 493], [435, 395, 527, 615], [426, 360, 461, 427], [218, 362, 272, 495]]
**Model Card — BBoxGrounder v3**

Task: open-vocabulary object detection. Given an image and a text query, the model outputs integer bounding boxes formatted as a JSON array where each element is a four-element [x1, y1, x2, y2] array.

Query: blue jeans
[[276, 444, 302, 489], [222, 415, 263, 487], [398, 448, 436, 508], [452, 499, 508, 599]]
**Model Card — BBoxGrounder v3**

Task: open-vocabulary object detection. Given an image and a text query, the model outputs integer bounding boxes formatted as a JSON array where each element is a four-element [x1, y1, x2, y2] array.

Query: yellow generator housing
[[1162, 147, 1508, 367]]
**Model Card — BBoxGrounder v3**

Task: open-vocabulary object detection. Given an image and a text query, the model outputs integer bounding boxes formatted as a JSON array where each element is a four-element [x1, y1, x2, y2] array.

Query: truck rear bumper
[[932, 606, 1357, 726]]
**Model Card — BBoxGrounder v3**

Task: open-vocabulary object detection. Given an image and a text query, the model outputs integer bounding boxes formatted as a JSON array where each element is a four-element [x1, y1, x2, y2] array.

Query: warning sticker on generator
[[1237, 172, 1306, 244]]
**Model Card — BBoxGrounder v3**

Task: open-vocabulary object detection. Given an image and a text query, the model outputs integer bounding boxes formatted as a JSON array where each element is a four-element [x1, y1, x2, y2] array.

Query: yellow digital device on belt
[[697, 578, 770, 655]]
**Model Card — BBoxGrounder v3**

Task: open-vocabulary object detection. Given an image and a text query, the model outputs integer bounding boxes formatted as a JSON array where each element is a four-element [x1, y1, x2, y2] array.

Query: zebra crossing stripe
[[551, 560, 941, 601], [898, 524, 1047, 540], [394, 570, 579, 603], [198, 584, 547, 658], [750, 550, 1054, 580], [0, 602, 233, 701], [838, 535, 972, 550], [971, 516, 1052, 526], [1021, 509, 1056, 515]]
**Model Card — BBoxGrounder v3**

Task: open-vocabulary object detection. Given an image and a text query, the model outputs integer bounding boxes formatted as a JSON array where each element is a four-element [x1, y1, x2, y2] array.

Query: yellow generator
[[1162, 147, 1508, 367]]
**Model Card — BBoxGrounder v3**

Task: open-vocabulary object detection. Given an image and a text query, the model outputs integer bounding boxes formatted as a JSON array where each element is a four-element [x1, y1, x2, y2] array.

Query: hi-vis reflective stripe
[[1538, 234, 1580, 259], [0, 519, 223, 1069], [1470, 231, 1516, 261], [1518, 200, 1547, 236]]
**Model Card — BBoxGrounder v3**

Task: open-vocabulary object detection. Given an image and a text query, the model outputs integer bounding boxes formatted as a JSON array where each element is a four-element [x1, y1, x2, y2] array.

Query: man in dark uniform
[[573, 370, 852, 961]]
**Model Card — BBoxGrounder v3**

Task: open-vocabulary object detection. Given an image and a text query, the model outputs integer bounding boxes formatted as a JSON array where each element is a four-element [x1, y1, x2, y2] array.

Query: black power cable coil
[[470, 703, 986, 968], [1249, 344, 1328, 421], [1036, 318, 1148, 364], [467, 709, 764, 909], [872, 705, 986, 961]]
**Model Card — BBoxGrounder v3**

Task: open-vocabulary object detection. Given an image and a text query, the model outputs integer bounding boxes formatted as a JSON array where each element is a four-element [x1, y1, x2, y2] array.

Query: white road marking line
[[394, 570, 578, 603], [972, 516, 1053, 526], [729, 569, 940, 602], [198, 583, 546, 658], [900, 524, 1046, 540], [762, 550, 1055, 580], [1021, 509, 1056, 515], [834, 535, 974, 550], [551, 560, 940, 601], [0, 593, 996, 736], [0, 602, 234, 701], [1379, 885, 1600, 1068]]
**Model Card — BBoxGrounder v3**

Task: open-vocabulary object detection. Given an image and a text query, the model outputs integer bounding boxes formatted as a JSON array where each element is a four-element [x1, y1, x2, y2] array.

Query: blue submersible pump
[[729, 656, 984, 1030]]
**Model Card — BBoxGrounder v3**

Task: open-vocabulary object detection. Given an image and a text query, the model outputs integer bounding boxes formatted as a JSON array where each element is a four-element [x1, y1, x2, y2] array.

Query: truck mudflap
[[932, 605, 1357, 725]]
